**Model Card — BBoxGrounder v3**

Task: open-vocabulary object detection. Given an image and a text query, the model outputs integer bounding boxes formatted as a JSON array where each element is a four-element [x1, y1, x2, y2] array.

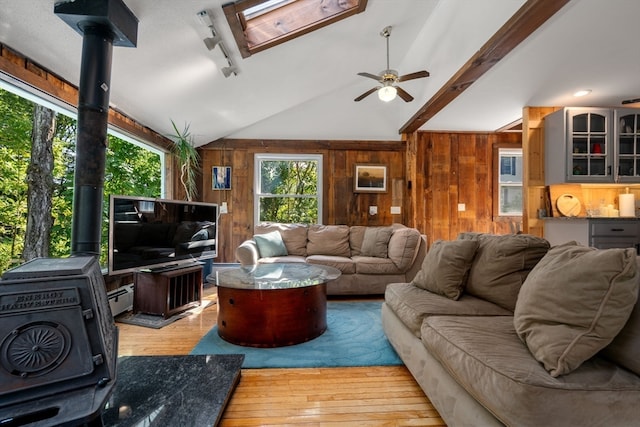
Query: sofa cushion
[[307, 225, 350, 257], [361, 226, 393, 258], [385, 282, 512, 336], [387, 227, 421, 272], [349, 226, 367, 256], [458, 232, 550, 311], [254, 230, 288, 258], [411, 239, 479, 300], [514, 243, 639, 377], [602, 285, 640, 376], [352, 256, 401, 275], [306, 255, 355, 274], [254, 223, 308, 256], [422, 315, 640, 427]]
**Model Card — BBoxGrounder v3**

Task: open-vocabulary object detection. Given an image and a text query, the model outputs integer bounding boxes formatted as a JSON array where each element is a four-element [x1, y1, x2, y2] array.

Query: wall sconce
[[197, 9, 238, 78]]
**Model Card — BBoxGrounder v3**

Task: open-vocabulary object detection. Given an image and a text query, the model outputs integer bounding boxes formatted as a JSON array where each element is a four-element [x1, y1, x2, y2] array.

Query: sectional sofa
[[235, 222, 427, 295], [382, 232, 640, 426]]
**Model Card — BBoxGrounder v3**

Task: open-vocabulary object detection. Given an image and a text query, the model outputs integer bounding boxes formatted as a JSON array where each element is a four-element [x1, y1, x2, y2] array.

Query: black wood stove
[[0, 257, 117, 426]]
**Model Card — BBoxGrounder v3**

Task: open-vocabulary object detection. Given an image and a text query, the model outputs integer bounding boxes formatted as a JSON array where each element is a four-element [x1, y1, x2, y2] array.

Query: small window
[[224, 0, 368, 58], [254, 154, 323, 224], [496, 147, 523, 216]]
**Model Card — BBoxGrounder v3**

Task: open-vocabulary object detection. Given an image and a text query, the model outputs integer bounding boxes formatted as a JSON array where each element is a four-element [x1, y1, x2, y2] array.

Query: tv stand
[[133, 264, 203, 319]]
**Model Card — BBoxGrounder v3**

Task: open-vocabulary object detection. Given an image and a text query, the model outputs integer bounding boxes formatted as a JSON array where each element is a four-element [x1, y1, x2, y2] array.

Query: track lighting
[[197, 9, 238, 78], [203, 35, 222, 50], [222, 65, 238, 77]]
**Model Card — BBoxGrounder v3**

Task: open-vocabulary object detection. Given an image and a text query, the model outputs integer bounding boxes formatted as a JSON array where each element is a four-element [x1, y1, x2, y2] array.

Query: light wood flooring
[[116, 286, 446, 426]]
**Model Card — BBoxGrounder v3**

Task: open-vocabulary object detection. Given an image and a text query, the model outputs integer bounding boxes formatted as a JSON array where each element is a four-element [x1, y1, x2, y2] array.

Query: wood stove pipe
[[55, 0, 138, 257]]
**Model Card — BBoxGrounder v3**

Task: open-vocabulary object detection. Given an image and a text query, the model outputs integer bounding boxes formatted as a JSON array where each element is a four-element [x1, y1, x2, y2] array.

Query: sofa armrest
[[236, 239, 259, 265], [404, 234, 428, 282]]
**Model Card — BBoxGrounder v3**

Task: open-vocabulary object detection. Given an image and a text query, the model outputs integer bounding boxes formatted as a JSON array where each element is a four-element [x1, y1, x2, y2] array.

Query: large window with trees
[[0, 82, 163, 272], [254, 154, 322, 224]]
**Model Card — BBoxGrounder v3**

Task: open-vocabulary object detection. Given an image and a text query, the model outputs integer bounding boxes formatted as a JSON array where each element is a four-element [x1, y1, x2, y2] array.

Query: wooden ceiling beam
[[399, 0, 571, 135]]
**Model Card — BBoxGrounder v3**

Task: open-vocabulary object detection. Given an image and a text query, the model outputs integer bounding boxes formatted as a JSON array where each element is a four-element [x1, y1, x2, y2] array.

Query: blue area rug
[[190, 301, 402, 368]]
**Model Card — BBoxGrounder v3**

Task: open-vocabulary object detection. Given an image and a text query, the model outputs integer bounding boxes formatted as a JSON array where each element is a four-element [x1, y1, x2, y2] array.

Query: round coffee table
[[214, 263, 341, 347]]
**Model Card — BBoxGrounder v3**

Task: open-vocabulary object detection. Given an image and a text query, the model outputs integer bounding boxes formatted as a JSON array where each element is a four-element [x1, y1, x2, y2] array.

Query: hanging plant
[[169, 120, 200, 201]]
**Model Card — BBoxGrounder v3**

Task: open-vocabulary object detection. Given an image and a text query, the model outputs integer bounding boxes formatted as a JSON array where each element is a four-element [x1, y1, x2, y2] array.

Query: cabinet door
[[615, 109, 640, 182], [566, 109, 612, 182]]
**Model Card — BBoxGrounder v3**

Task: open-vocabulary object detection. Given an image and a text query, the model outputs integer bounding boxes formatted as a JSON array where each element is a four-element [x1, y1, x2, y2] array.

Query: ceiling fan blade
[[396, 86, 414, 102], [354, 87, 379, 102], [357, 72, 382, 81], [397, 70, 430, 82]]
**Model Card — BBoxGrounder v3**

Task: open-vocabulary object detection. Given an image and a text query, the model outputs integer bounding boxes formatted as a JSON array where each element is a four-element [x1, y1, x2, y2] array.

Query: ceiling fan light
[[378, 85, 397, 102]]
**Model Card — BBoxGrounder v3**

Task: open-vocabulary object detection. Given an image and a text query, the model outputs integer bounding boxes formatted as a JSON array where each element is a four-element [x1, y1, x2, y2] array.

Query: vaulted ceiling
[[1, 0, 639, 147]]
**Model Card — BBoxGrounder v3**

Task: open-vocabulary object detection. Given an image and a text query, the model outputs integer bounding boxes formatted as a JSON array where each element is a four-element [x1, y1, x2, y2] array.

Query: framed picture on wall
[[354, 164, 387, 193], [212, 166, 232, 190]]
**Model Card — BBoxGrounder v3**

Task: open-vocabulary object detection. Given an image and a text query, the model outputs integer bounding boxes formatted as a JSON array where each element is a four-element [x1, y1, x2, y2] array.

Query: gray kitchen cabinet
[[545, 107, 640, 184], [544, 218, 640, 254], [589, 219, 639, 252]]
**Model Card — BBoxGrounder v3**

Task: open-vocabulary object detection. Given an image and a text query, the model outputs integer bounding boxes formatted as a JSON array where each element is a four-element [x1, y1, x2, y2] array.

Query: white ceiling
[[0, 0, 639, 147]]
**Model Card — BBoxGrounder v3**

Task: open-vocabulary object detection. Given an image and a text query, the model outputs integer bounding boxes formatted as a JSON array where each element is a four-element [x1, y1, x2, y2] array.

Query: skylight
[[243, 0, 294, 19], [223, 0, 368, 58]]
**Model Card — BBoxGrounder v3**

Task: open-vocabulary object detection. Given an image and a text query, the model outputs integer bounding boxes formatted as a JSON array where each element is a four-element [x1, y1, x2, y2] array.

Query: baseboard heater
[[107, 284, 134, 317]]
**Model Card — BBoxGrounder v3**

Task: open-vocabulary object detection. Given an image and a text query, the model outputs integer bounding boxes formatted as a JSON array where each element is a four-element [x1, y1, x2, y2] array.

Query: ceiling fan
[[355, 26, 430, 103]]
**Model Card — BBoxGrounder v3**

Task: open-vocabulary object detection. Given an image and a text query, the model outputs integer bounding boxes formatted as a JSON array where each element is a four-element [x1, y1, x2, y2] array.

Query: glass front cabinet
[[545, 107, 640, 184]]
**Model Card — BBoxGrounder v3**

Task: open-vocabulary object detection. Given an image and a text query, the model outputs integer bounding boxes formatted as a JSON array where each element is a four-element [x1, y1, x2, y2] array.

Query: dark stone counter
[[102, 354, 244, 426]]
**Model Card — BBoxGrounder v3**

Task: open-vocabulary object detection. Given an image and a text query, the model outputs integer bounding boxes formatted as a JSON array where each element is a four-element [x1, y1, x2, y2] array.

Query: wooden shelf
[[134, 264, 203, 319]]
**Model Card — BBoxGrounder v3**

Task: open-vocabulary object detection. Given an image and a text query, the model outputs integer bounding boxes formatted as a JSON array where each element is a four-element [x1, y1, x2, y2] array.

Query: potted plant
[[170, 120, 200, 201]]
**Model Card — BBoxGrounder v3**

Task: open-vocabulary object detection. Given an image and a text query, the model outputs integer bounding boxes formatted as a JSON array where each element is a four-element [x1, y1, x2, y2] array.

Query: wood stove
[[0, 257, 117, 426]]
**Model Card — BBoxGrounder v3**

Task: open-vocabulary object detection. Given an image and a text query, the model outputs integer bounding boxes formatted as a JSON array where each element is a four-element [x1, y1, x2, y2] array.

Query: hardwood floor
[[116, 286, 446, 426]]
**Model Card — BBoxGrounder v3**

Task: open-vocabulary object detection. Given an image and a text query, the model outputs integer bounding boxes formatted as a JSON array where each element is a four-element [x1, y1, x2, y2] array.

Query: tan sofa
[[235, 223, 426, 295], [382, 232, 640, 427]]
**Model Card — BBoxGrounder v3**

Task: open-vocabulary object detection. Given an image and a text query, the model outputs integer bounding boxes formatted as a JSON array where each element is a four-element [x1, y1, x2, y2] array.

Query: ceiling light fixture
[[573, 89, 591, 97], [197, 9, 238, 78], [378, 85, 397, 102]]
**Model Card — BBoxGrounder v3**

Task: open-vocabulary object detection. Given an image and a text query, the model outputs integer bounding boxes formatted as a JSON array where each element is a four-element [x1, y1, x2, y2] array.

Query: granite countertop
[[101, 354, 244, 427]]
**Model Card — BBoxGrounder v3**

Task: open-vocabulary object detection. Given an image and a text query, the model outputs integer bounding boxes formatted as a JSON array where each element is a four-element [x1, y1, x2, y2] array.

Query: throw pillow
[[254, 223, 308, 256], [254, 230, 288, 258], [361, 227, 393, 258], [514, 243, 639, 377], [411, 239, 479, 300], [306, 225, 350, 257], [458, 232, 550, 311]]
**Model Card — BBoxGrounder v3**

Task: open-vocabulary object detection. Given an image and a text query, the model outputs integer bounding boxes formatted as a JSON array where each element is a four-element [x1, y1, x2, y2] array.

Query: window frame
[[493, 143, 523, 219], [254, 153, 323, 225], [223, 0, 368, 58]]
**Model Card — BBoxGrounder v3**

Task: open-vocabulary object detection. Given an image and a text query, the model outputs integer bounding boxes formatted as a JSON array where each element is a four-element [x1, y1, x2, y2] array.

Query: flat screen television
[[108, 195, 218, 275]]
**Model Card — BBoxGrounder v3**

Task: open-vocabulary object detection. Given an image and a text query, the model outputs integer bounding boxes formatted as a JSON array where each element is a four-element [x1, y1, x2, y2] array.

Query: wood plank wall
[[202, 133, 522, 262], [199, 139, 406, 262], [413, 132, 522, 244]]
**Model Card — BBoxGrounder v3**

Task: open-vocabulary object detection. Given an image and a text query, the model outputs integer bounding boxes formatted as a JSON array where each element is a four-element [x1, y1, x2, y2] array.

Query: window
[[497, 148, 523, 216], [224, 0, 368, 58], [254, 154, 322, 224]]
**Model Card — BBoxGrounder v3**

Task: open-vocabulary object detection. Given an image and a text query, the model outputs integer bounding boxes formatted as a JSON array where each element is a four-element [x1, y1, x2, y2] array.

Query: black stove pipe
[[71, 24, 113, 257], [55, 0, 138, 257]]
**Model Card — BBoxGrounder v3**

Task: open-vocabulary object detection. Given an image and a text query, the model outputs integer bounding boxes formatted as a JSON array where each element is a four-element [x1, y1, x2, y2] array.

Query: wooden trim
[[0, 43, 172, 151], [201, 138, 405, 151], [400, 0, 570, 134]]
